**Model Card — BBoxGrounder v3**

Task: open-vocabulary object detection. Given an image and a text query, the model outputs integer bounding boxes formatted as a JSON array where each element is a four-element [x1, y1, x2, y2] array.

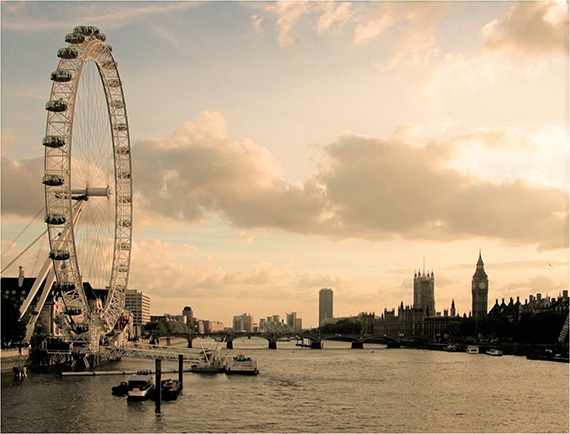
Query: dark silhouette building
[[471, 251, 489, 321]]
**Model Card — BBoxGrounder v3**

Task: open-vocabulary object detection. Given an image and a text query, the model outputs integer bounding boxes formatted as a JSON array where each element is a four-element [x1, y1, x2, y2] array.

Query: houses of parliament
[[368, 252, 569, 338]]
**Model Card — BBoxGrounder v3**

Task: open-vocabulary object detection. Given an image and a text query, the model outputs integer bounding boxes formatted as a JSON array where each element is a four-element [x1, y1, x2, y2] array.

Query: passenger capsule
[[117, 265, 129, 273], [118, 196, 132, 204], [43, 136, 65, 148], [115, 145, 130, 155], [53, 281, 75, 292], [50, 70, 72, 82], [117, 242, 131, 250], [42, 174, 65, 186], [119, 219, 131, 228], [117, 171, 131, 179], [74, 324, 89, 334], [64, 32, 85, 44], [108, 79, 121, 87], [49, 249, 70, 260], [45, 99, 67, 112], [111, 100, 124, 109], [45, 213, 67, 225], [64, 308, 82, 316], [73, 25, 100, 35], [115, 123, 128, 132], [106, 44, 113, 52], [94, 32, 107, 42], [57, 47, 78, 59]]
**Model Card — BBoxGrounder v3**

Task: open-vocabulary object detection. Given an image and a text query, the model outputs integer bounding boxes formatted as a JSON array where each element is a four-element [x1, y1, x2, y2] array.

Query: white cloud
[[250, 14, 264, 35], [235, 233, 254, 245], [481, 1, 569, 55]]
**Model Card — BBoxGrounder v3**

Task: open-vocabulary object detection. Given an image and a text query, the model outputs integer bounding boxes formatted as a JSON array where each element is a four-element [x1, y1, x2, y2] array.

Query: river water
[[2, 338, 568, 433]]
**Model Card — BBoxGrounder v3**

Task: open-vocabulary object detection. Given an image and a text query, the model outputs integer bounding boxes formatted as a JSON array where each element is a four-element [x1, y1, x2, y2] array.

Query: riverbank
[[1, 347, 29, 372]]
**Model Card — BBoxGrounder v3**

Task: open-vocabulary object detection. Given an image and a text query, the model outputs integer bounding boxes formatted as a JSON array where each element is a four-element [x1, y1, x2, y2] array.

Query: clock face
[[479, 282, 486, 289]]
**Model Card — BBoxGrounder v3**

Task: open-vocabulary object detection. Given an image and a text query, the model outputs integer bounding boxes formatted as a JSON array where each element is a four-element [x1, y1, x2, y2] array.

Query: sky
[[1, 1, 569, 329]]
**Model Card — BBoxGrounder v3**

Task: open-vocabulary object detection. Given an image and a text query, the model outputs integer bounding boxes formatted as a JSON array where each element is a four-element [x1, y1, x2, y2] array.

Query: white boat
[[486, 348, 503, 356], [127, 370, 155, 400], [466, 345, 479, 354], [224, 354, 259, 375], [191, 339, 227, 373]]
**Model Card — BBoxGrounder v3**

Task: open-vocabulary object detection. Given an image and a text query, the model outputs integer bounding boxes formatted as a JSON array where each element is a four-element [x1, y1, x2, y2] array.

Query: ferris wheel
[[43, 26, 132, 350]]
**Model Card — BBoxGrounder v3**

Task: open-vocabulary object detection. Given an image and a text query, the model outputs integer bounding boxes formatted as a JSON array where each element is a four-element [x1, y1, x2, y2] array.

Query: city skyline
[[2, 1, 568, 329]]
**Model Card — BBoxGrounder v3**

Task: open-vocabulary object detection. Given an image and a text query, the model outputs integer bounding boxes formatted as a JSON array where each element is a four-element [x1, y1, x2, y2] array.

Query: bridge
[[183, 331, 412, 349]]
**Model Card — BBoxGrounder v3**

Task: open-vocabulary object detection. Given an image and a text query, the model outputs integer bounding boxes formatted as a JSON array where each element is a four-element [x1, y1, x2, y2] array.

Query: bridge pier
[[187, 339, 192, 348], [268, 341, 277, 350], [351, 341, 364, 349], [227, 341, 233, 350], [311, 341, 322, 349]]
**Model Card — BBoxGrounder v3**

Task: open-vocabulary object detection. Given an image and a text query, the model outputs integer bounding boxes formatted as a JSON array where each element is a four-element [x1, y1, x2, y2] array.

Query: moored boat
[[224, 354, 259, 375], [191, 340, 227, 373], [466, 345, 479, 354], [151, 379, 182, 401], [486, 348, 502, 356], [127, 370, 155, 400], [443, 344, 458, 352], [111, 381, 128, 396]]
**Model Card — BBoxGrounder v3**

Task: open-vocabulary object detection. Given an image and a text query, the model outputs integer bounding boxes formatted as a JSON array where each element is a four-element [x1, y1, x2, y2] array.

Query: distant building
[[319, 288, 333, 327], [414, 269, 435, 317], [125, 289, 151, 337], [182, 306, 193, 325], [471, 252, 489, 321], [233, 313, 253, 332]]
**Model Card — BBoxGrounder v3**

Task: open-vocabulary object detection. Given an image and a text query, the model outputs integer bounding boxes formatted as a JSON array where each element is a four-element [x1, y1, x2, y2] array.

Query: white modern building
[[125, 289, 151, 337]]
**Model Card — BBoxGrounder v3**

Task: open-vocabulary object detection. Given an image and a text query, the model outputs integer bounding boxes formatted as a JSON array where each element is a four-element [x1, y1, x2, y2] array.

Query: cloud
[[296, 271, 351, 289], [320, 131, 568, 249], [1, 157, 44, 217], [235, 233, 254, 245], [1, 2, 200, 32], [264, 2, 316, 48], [496, 275, 568, 300], [129, 239, 288, 299], [481, 1, 569, 55], [250, 15, 264, 35], [131, 113, 568, 251], [3, 113, 567, 252]]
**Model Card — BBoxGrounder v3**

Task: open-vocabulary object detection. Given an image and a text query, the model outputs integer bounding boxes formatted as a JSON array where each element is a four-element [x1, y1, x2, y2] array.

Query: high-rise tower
[[471, 251, 489, 321], [319, 288, 333, 326], [413, 268, 435, 317]]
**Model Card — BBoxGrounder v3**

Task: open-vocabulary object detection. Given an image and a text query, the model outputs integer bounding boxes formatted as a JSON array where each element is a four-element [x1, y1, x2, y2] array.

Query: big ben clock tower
[[472, 251, 489, 321]]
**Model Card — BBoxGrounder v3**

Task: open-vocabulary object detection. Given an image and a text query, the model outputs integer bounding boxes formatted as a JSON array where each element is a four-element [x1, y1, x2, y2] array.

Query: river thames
[[2, 338, 568, 433]]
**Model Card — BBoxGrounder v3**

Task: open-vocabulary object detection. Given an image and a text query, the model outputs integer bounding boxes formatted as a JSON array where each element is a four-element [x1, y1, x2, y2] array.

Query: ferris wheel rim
[[43, 26, 132, 341]]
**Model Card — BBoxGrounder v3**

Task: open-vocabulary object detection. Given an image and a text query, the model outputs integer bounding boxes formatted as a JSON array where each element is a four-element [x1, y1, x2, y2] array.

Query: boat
[[466, 345, 479, 354], [443, 344, 458, 352], [111, 381, 128, 396], [224, 354, 259, 375], [150, 379, 182, 401], [190, 340, 227, 373], [127, 370, 155, 400], [486, 348, 503, 356]]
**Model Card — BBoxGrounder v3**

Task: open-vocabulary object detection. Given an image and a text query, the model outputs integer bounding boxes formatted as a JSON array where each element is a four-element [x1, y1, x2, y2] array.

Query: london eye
[[43, 26, 132, 350]]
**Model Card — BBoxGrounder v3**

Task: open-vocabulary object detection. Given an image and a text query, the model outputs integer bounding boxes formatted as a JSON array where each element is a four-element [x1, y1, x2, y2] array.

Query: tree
[[1, 300, 26, 347]]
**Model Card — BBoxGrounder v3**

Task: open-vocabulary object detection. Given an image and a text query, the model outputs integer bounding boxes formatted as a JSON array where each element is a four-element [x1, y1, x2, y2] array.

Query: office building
[[125, 289, 151, 337], [233, 313, 253, 332], [319, 288, 333, 327]]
